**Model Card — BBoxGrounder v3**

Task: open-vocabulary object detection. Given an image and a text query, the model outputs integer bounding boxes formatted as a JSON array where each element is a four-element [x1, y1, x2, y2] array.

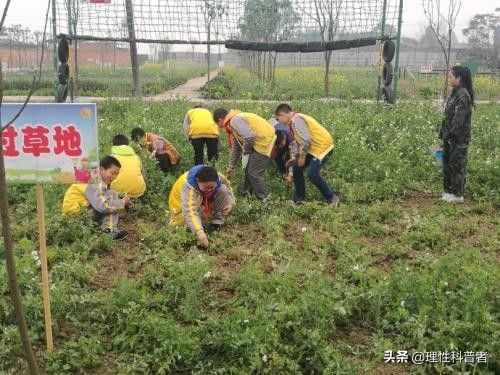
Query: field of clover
[[1, 100, 498, 374]]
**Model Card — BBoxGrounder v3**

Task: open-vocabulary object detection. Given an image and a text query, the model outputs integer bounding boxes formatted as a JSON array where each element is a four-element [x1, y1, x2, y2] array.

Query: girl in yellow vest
[[110, 134, 146, 198], [275, 103, 340, 206], [183, 105, 219, 165], [213, 108, 276, 200]]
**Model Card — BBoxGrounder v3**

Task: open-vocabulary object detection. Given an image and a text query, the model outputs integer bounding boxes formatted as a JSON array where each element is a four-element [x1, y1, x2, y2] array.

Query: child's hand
[[123, 196, 132, 208], [196, 230, 209, 248], [297, 153, 306, 167]]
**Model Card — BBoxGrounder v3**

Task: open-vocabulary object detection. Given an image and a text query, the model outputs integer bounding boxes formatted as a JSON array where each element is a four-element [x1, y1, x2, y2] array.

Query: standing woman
[[440, 66, 474, 203]]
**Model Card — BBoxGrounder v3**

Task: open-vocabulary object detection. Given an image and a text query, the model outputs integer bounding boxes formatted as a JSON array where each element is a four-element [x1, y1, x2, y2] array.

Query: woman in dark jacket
[[439, 66, 474, 203]]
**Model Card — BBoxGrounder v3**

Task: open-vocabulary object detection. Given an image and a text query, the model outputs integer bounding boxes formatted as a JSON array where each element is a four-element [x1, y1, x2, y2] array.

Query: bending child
[[168, 165, 235, 248], [131, 127, 181, 173], [110, 134, 146, 198], [183, 105, 219, 165]]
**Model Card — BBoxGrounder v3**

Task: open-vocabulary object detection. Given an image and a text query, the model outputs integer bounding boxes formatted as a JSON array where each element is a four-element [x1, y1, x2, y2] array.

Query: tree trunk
[[257, 52, 262, 80], [267, 52, 273, 82], [74, 38, 78, 97], [271, 52, 277, 85], [0, 63, 40, 375], [324, 50, 332, 96]]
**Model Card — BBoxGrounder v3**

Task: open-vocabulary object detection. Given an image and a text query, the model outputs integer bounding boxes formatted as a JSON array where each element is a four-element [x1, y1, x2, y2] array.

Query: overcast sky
[[1, 0, 498, 42]]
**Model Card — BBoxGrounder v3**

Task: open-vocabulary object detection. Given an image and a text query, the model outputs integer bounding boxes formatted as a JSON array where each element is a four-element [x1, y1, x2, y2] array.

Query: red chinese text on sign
[[22, 125, 50, 157], [1, 126, 20, 157], [53, 124, 82, 157]]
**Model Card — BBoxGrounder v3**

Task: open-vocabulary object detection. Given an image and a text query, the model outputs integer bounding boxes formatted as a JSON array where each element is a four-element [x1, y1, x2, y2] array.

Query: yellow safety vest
[[187, 108, 219, 139], [232, 112, 276, 157], [62, 183, 88, 215], [294, 113, 334, 160], [110, 145, 146, 198], [168, 172, 189, 226]]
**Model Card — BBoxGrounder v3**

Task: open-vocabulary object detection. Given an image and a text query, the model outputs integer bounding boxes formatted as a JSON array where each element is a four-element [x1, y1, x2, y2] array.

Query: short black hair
[[100, 155, 121, 169], [112, 134, 129, 146], [196, 166, 218, 182], [131, 127, 145, 142], [275, 103, 292, 115], [213, 108, 228, 123], [193, 104, 204, 109]]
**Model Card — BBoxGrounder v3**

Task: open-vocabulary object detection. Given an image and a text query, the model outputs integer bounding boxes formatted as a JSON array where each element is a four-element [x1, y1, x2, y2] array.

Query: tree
[[239, 0, 300, 83], [463, 13, 500, 67], [310, 0, 344, 96], [422, 0, 462, 100], [65, 0, 82, 96], [203, 0, 226, 81], [419, 24, 458, 49]]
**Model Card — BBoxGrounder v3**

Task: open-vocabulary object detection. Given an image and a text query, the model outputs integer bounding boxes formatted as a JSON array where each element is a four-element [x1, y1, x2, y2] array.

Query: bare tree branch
[[422, 0, 462, 99], [1, 0, 51, 132]]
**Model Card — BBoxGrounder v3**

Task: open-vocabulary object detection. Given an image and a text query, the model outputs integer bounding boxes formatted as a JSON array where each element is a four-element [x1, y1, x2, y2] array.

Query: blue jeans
[[293, 153, 334, 203]]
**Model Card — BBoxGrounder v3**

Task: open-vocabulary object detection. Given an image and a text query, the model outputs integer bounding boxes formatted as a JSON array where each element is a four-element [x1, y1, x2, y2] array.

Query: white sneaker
[[441, 193, 453, 201], [446, 194, 464, 203]]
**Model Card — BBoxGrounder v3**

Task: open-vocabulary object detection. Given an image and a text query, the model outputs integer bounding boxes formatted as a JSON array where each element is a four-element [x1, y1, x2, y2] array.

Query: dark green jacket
[[440, 87, 472, 145]]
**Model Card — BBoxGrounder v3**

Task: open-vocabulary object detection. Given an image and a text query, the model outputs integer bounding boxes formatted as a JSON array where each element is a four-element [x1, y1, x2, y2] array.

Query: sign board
[[1, 103, 99, 184]]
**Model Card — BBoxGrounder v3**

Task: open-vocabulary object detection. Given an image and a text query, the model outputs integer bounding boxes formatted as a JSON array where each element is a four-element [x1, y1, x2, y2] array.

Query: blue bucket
[[432, 148, 444, 166]]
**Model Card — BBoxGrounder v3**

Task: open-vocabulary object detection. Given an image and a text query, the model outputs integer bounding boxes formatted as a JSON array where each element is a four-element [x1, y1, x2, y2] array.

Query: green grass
[[202, 66, 500, 101], [3, 61, 207, 97], [1, 101, 499, 374]]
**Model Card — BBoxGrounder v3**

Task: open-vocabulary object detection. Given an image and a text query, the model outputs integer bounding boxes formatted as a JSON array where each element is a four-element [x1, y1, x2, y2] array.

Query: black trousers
[[156, 153, 172, 173], [274, 147, 289, 175], [443, 140, 468, 197], [191, 138, 219, 165]]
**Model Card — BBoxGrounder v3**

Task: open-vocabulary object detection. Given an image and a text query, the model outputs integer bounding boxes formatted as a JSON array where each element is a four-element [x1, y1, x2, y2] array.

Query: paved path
[[153, 69, 219, 100]]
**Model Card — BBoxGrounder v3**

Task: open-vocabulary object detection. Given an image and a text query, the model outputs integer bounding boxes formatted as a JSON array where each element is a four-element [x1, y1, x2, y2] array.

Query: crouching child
[[62, 155, 132, 240], [168, 165, 235, 248], [131, 127, 181, 173]]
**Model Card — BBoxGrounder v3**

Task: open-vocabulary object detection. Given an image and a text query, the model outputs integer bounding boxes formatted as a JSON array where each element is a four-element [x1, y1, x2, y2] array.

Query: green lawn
[[1, 100, 499, 374]]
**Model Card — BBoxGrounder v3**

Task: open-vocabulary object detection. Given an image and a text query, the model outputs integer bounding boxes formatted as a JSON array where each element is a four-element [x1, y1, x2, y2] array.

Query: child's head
[[196, 166, 219, 194], [80, 157, 89, 169], [275, 103, 293, 125], [99, 155, 121, 185], [213, 108, 229, 128], [113, 134, 130, 146], [131, 128, 146, 144]]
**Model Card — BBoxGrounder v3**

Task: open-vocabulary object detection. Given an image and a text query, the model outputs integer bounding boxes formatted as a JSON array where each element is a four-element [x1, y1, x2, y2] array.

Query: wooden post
[[36, 184, 54, 353], [125, 0, 141, 97]]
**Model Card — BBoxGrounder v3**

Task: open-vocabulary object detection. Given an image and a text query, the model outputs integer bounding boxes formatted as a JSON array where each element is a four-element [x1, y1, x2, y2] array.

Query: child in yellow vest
[[213, 108, 276, 200], [131, 127, 181, 173], [110, 134, 146, 198], [275, 103, 340, 206], [62, 156, 132, 240], [168, 165, 235, 248], [183, 105, 219, 165]]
